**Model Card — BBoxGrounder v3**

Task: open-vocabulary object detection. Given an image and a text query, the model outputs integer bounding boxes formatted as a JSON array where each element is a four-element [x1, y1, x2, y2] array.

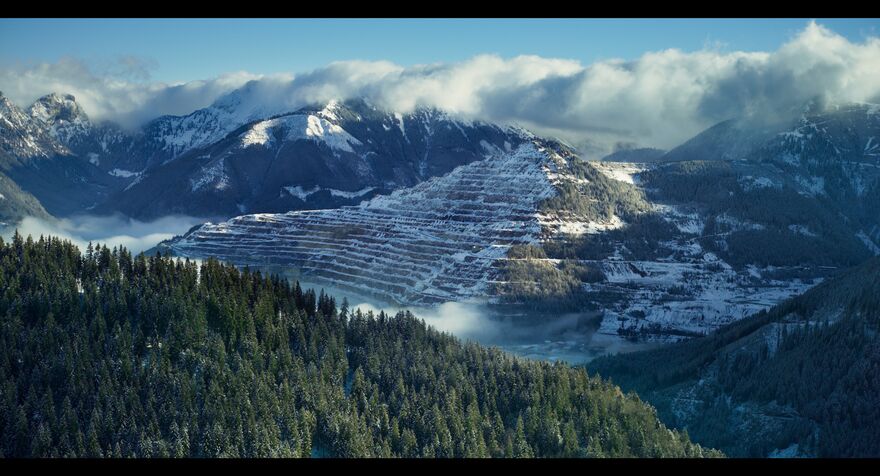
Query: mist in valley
[[294, 279, 657, 365], [3, 213, 207, 254]]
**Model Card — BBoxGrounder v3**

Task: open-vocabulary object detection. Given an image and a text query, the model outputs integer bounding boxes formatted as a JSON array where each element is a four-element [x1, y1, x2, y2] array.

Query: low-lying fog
[[293, 278, 660, 365], [4, 214, 206, 254], [4, 214, 657, 365]]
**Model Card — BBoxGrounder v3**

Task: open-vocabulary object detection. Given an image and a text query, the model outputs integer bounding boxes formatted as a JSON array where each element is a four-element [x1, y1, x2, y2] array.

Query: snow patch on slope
[[788, 224, 817, 237], [538, 213, 625, 237], [109, 168, 140, 178], [651, 204, 704, 235], [740, 175, 781, 191], [857, 230, 880, 255], [239, 113, 362, 154], [284, 185, 375, 201], [591, 161, 646, 185]]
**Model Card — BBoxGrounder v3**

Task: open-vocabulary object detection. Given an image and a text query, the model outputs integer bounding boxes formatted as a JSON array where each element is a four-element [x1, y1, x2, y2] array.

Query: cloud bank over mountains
[[0, 57, 264, 128], [2, 21, 878, 154]]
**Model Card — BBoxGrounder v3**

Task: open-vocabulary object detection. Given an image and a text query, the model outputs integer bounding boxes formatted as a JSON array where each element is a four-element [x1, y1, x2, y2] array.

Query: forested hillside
[[640, 160, 874, 269], [589, 257, 880, 457], [0, 233, 718, 458]]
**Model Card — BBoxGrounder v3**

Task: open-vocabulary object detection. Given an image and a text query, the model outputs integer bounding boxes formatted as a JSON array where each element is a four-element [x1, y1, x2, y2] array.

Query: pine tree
[[513, 417, 533, 458]]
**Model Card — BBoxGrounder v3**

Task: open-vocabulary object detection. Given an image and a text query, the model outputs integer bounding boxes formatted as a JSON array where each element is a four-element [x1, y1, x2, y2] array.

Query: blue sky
[[1, 18, 877, 82], [2, 18, 878, 154]]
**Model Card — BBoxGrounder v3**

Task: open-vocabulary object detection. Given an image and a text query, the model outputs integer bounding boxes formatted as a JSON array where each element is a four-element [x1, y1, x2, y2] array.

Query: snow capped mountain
[[577, 104, 880, 340], [653, 102, 880, 251], [25, 93, 138, 175], [661, 102, 880, 195], [140, 82, 305, 160], [0, 90, 528, 219], [749, 102, 880, 198], [0, 92, 69, 161], [99, 98, 528, 219], [27, 92, 91, 144], [238, 105, 363, 154], [143, 102, 251, 160], [0, 92, 125, 216]]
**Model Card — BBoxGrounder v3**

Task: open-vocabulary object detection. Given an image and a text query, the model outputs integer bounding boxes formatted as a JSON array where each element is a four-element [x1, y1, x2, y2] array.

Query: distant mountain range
[[98, 98, 527, 219], [2, 85, 879, 339], [1, 91, 525, 221]]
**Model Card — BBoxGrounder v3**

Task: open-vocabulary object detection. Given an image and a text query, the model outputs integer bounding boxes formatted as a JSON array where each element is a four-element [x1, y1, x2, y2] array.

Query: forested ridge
[[590, 257, 880, 457], [641, 160, 873, 269], [0, 232, 718, 458]]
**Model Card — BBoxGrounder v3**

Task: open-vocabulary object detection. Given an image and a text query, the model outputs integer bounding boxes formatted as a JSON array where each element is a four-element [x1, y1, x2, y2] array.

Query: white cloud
[[2, 21, 878, 154], [0, 56, 261, 128]]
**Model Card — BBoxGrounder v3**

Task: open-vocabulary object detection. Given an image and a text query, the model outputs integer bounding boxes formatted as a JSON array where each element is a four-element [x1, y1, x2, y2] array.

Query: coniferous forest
[[0, 233, 719, 458], [590, 257, 880, 457]]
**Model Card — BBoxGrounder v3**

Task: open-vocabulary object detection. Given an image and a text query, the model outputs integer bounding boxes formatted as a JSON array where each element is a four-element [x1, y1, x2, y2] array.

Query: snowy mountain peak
[[318, 99, 342, 121], [209, 80, 298, 123], [103, 95, 533, 219], [238, 112, 363, 154], [143, 85, 312, 158], [29, 92, 90, 126], [0, 94, 69, 159], [27, 93, 93, 146]]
